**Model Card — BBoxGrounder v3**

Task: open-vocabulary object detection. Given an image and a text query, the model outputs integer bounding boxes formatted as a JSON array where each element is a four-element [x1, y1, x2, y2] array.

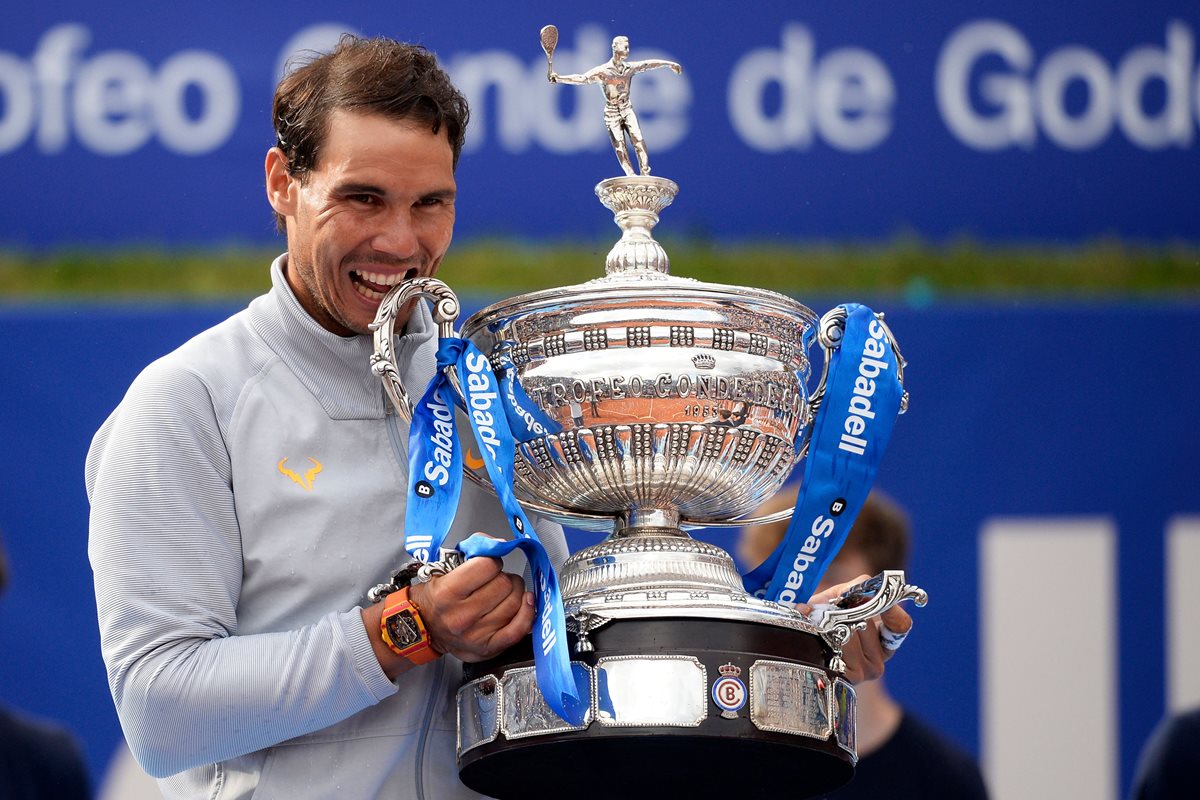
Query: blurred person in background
[[0, 531, 92, 799], [1130, 706, 1200, 799], [738, 487, 988, 799]]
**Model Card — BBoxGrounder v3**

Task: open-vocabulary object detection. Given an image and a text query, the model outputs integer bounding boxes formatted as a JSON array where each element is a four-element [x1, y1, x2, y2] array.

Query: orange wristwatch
[[380, 587, 439, 665]]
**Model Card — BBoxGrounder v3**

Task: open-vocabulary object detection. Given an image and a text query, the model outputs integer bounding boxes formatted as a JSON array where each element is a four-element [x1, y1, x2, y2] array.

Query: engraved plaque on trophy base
[[458, 618, 855, 800]]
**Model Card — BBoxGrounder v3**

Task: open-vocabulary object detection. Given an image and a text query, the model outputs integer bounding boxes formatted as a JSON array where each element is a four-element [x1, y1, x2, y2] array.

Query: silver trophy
[[371, 26, 925, 800]]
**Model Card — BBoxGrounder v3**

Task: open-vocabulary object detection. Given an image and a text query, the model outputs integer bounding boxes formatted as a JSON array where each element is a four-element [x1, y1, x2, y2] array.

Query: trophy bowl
[[368, 31, 923, 799], [462, 274, 817, 525]]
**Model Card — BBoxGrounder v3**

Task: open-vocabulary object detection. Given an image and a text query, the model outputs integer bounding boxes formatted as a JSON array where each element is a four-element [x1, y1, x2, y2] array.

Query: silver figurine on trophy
[[370, 25, 925, 800]]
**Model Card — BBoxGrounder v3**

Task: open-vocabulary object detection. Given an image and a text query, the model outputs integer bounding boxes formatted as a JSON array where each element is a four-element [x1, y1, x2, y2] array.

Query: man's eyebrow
[[334, 182, 386, 196], [332, 183, 456, 200]]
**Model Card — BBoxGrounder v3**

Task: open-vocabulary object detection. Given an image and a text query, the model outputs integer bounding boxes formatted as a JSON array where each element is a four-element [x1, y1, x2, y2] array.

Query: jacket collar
[[248, 254, 437, 420]]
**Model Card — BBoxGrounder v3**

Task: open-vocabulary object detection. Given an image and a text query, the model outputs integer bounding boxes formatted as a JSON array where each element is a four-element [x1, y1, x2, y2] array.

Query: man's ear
[[265, 147, 298, 218]]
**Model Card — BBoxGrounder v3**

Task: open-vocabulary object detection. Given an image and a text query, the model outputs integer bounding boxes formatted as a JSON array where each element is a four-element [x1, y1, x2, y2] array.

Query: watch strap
[[380, 587, 439, 665]]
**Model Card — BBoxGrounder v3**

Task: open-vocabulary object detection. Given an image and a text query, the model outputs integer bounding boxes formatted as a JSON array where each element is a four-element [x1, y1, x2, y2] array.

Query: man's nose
[[372, 208, 420, 259]]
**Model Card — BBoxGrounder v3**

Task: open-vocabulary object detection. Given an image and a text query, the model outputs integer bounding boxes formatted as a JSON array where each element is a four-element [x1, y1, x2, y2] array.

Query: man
[[739, 488, 989, 798], [0, 533, 91, 799], [87, 36, 548, 800], [550, 35, 682, 176], [88, 35, 900, 800]]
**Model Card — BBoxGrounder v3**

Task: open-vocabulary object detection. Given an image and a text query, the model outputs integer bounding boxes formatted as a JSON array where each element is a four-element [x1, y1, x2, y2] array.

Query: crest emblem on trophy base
[[371, 26, 925, 800]]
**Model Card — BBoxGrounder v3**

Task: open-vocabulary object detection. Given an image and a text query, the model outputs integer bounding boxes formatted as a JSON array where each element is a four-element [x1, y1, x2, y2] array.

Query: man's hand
[[408, 557, 535, 663], [363, 556, 534, 680], [670, 63, 682, 75], [801, 573, 913, 684]]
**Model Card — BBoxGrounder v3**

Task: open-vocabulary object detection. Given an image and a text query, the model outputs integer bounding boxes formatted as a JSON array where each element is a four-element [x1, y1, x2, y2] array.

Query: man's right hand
[[408, 557, 535, 663]]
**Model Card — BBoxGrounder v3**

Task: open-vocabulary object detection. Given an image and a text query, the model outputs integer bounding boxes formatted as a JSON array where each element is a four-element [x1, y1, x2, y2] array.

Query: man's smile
[[349, 266, 421, 300]]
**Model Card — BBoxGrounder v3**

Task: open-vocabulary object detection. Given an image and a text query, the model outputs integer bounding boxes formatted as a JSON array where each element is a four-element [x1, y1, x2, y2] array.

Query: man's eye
[[349, 194, 378, 205]]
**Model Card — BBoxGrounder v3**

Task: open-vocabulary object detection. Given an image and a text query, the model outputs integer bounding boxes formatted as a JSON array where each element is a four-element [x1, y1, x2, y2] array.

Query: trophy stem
[[614, 508, 686, 538], [595, 175, 679, 277]]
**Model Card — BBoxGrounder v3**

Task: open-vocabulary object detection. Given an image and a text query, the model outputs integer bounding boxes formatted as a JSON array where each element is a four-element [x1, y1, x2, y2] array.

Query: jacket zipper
[[386, 408, 445, 800], [415, 659, 446, 800], [385, 402, 409, 470]]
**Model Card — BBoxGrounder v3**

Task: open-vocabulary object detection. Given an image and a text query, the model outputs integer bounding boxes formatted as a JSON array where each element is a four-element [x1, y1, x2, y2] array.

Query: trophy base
[[457, 617, 855, 800]]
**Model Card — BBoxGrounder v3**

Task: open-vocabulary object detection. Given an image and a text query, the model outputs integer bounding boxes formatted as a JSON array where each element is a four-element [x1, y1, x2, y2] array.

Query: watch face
[[387, 609, 422, 648]]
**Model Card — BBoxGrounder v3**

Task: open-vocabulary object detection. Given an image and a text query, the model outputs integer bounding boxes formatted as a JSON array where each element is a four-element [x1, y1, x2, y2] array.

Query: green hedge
[[2, 238, 1198, 300]]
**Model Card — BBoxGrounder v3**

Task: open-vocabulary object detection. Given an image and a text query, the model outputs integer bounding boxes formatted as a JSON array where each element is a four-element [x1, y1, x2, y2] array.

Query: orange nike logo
[[464, 448, 486, 470], [278, 457, 323, 491]]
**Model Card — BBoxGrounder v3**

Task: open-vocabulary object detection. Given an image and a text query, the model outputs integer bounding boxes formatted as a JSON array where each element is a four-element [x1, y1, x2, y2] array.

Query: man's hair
[[271, 35, 470, 230], [843, 489, 910, 575]]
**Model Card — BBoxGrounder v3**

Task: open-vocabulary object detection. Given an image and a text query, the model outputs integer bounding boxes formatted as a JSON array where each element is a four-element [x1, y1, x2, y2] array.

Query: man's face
[[267, 109, 456, 336], [612, 38, 629, 63]]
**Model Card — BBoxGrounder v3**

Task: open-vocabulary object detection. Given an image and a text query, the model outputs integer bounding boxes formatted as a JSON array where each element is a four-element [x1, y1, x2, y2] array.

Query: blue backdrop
[[0, 297, 1197, 797], [2, 1, 1199, 246], [3, 2, 1200, 797]]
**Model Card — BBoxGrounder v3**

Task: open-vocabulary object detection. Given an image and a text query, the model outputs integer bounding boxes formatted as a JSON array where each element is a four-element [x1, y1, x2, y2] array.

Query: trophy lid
[[465, 274, 815, 335], [462, 170, 813, 333]]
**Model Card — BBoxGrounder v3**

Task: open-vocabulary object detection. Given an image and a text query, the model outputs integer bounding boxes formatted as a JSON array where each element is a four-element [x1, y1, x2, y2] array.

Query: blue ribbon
[[495, 347, 561, 443], [405, 338, 584, 726], [742, 304, 904, 606], [403, 339, 464, 562]]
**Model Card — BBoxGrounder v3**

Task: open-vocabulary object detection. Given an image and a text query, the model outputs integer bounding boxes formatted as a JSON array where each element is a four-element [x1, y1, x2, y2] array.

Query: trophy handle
[[370, 278, 621, 530], [813, 570, 928, 674], [809, 307, 910, 425], [370, 277, 462, 423]]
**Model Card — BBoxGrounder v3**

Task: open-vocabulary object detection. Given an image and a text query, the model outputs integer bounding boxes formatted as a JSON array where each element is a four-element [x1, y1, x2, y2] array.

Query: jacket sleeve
[[85, 360, 398, 778]]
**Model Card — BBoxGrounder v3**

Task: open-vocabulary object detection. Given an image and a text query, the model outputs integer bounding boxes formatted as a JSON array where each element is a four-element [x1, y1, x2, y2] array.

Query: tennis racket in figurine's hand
[[540, 25, 558, 81]]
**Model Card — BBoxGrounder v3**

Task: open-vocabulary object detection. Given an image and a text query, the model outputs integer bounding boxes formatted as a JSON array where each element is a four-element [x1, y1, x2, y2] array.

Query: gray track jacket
[[86, 256, 566, 799]]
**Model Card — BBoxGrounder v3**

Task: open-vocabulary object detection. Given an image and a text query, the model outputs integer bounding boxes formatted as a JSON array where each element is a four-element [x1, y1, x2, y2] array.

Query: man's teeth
[[353, 281, 384, 301], [353, 270, 408, 287]]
